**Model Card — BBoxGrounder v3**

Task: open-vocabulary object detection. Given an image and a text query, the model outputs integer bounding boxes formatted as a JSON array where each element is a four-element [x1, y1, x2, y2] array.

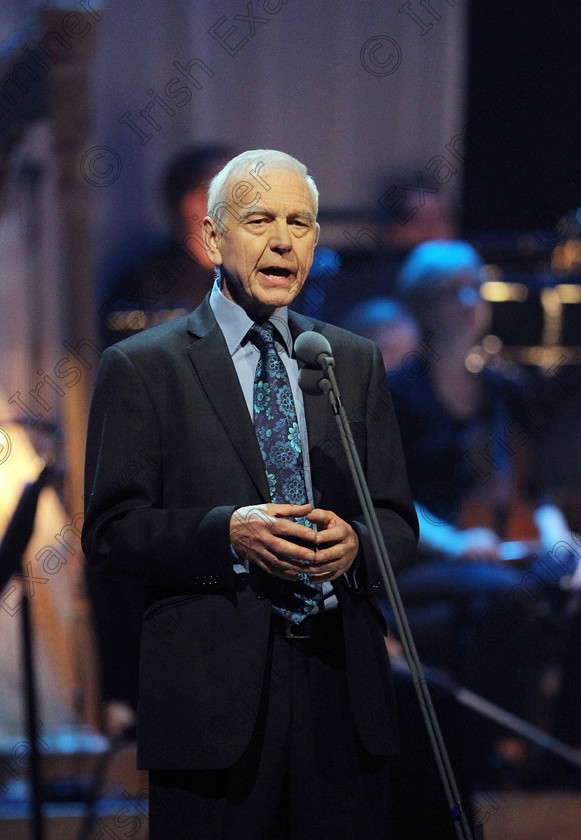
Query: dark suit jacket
[[82, 296, 418, 771]]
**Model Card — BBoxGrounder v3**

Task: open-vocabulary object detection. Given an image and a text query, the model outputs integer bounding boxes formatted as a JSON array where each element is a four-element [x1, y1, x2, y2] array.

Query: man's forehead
[[227, 165, 314, 214]]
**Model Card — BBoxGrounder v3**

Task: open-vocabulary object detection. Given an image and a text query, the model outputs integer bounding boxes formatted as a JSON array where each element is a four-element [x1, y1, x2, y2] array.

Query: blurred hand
[[534, 504, 572, 554], [569, 558, 581, 589], [384, 636, 404, 662], [450, 527, 500, 562]]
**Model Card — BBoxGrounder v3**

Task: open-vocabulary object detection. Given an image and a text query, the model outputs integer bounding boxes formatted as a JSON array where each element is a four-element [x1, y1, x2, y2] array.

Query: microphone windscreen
[[294, 331, 332, 367]]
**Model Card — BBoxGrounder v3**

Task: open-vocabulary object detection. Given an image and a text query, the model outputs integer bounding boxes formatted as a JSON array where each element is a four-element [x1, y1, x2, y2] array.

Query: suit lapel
[[186, 300, 270, 501]]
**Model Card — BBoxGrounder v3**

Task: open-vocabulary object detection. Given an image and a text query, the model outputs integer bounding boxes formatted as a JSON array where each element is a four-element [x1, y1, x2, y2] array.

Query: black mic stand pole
[[21, 581, 45, 840], [305, 357, 480, 840], [0, 465, 51, 840], [392, 655, 581, 771]]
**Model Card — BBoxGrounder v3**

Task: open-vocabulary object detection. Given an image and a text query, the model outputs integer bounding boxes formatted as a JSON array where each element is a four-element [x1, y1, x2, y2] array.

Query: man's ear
[[201, 215, 223, 266], [314, 223, 320, 247]]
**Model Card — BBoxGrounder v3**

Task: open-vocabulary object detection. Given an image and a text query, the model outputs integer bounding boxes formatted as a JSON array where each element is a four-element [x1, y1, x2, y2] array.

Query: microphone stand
[[0, 465, 51, 840], [301, 354, 481, 840]]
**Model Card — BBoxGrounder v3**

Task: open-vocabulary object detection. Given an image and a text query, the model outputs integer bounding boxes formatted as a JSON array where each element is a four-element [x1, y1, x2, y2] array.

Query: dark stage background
[[464, 0, 581, 235]]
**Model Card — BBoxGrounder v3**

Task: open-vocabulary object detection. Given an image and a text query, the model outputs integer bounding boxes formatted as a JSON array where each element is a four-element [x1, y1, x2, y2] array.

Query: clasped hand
[[230, 503, 358, 582]]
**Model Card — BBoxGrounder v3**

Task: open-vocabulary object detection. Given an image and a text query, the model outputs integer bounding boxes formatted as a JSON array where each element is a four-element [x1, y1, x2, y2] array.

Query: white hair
[[207, 149, 319, 222]]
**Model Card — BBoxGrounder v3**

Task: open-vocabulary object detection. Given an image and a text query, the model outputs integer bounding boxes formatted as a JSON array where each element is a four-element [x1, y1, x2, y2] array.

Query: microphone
[[298, 367, 331, 396], [294, 331, 334, 370]]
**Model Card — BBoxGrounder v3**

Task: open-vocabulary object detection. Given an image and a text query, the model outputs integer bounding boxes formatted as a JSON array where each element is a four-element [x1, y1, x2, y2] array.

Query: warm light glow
[[482, 334, 503, 354], [106, 309, 189, 331], [556, 284, 581, 303], [465, 352, 485, 373], [552, 240, 581, 273], [0, 421, 79, 738], [508, 346, 581, 367], [480, 281, 528, 302], [540, 288, 562, 346]]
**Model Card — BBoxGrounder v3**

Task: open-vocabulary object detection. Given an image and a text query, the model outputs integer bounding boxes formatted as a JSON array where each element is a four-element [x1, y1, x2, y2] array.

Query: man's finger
[[255, 553, 314, 579], [268, 503, 313, 518], [314, 524, 346, 545], [312, 544, 345, 565], [265, 534, 316, 564], [254, 559, 301, 581], [306, 508, 333, 525], [311, 564, 348, 582], [269, 519, 317, 551]]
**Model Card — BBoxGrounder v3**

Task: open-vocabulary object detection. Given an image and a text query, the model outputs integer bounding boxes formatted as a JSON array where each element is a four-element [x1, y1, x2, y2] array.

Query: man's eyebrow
[[239, 207, 275, 219], [239, 208, 316, 223], [290, 211, 316, 223]]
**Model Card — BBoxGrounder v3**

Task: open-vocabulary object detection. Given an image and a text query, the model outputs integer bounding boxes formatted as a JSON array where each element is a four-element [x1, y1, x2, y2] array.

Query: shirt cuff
[[342, 551, 361, 590], [231, 545, 249, 574]]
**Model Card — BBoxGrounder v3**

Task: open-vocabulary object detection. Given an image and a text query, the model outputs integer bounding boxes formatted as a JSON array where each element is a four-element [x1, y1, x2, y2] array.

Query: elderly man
[[82, 150, 417, 840]]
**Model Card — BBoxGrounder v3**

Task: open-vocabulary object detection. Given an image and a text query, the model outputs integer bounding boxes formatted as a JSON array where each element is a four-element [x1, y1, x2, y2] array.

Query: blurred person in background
[[386, 239, 573, 784], [317, 170, 457, 327], [340, 297, 420, 373], [101, 144, 232, 345]]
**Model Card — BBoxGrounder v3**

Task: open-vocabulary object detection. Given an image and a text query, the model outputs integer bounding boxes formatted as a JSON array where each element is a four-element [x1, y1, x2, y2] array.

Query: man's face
[[203, 167, 319, 318]]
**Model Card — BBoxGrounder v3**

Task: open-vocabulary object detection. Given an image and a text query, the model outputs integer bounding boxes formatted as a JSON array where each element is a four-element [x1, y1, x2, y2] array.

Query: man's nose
[[268, 219, 292, 252]]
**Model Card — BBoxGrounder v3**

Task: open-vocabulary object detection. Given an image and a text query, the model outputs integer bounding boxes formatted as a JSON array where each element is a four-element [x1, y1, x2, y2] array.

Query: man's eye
[[249, 218, 267, 225], [290, 220, 311, 235]]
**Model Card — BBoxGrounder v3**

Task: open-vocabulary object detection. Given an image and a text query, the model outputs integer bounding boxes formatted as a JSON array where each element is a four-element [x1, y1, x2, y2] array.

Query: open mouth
[[259, 266, 294, 283]]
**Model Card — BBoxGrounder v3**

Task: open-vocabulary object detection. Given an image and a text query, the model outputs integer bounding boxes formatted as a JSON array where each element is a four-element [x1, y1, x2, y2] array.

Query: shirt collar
[[209, 278, 292, 356]]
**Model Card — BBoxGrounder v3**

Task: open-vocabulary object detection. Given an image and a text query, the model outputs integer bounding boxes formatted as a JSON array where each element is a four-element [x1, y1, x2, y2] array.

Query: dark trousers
[[149, 611, 393, 840]]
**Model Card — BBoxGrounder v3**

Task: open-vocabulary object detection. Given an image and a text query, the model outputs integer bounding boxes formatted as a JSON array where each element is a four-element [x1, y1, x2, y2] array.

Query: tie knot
[[249, 321, 276, 351]]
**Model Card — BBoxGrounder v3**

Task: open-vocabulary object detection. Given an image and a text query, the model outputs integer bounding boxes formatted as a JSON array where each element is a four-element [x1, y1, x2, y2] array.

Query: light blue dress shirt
[[209, 280, 338, 612]]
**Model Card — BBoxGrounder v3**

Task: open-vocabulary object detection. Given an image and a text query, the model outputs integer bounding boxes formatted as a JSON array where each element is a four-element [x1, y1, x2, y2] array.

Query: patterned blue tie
[[250, 321, 323, 623]]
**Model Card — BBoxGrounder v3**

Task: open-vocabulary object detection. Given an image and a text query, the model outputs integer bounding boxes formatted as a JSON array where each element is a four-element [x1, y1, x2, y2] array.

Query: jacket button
[[371, 581, 380, 590], [256, 592, 265, 600]]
